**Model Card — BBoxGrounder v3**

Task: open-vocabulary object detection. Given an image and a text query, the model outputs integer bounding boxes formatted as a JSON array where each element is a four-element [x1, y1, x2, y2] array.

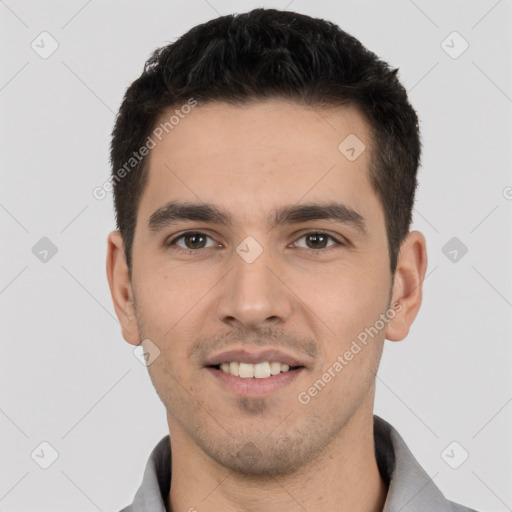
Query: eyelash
[[166, 230, 345, 255]]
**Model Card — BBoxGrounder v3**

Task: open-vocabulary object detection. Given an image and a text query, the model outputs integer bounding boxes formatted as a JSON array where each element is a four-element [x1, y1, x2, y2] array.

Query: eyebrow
[[148, 200, 367, 235]]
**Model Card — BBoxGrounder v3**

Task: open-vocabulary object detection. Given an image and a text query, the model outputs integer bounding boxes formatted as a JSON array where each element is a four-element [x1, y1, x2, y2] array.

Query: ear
[[385, 231, 428, 342], [106, 230, 140, 345]]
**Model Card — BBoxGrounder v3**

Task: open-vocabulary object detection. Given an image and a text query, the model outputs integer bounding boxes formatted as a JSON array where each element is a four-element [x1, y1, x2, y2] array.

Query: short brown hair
[[110, 8, 422, 274]]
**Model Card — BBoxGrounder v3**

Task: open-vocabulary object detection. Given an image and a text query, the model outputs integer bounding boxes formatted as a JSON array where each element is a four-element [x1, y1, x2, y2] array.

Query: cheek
[[133, 267, 219, 373], [134, 269, 197, 340], [295, 260, 390, 340], [300, 265, 388, 408]]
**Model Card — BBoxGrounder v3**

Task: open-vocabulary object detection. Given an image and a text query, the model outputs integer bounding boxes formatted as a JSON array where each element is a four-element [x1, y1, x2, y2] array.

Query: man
[[106, 8, 478, 512]]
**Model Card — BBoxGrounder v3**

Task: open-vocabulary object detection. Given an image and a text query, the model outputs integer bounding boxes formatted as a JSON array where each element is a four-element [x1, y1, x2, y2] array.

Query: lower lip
[[205, 367, 305, 397]]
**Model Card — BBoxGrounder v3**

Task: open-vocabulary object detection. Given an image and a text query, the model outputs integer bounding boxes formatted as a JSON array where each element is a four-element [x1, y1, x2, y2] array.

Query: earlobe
[[106, 230, 140, 345], [385, 231, 428, 342]]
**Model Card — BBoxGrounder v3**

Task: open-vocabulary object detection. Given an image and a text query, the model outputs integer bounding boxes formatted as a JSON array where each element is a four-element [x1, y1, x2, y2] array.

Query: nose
[[215, 241, 293, 330]]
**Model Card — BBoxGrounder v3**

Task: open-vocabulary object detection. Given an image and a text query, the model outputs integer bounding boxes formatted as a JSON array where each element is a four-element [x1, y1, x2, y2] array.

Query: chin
[[202, 434, 321, 477]]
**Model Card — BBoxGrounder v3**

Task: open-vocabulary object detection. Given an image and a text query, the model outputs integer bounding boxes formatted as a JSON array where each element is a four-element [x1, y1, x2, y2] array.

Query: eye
[[166, 230, 344, 254], [292, 231, 343, 250], [167, 231, 218, 251]]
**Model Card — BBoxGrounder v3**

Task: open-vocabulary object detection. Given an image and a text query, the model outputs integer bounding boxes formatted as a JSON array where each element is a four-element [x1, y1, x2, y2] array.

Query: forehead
[[138, 99, 380, 226]]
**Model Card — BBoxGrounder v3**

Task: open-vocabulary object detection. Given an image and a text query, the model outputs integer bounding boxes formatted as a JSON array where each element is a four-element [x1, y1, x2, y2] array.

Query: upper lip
[[204, 347, 308, 368]]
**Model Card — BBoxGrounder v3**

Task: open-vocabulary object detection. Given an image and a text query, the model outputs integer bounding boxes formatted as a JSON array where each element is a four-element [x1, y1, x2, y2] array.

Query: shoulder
[[448, 501, 480, 512]]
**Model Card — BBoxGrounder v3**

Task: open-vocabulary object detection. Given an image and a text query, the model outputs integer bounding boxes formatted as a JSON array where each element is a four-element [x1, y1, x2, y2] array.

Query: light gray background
[[1, 0, 511, 511]]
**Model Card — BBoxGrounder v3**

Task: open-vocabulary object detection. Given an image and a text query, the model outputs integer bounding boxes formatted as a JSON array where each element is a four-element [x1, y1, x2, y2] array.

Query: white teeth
[[218, 361, 294, 378], [238, 363, 254, 378], [269, 361, 281, 375], [254, 362, 271, 378], [229, 361, 239, 376]]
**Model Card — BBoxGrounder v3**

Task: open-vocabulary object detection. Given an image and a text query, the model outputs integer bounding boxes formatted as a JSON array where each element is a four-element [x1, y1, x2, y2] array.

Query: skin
[[107, 98, 427, 512]]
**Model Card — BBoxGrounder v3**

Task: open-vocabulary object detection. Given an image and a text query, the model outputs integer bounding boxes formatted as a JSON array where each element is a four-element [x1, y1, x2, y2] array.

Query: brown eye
[[305, 233, 329, 249], [294, 232, 341, 250], [182, 233, 207, 249], [167, 232, 217, 251]]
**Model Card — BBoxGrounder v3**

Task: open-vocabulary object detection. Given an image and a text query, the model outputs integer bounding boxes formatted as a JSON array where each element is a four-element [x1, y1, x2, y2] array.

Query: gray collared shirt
[[119, 415, 478, 512]]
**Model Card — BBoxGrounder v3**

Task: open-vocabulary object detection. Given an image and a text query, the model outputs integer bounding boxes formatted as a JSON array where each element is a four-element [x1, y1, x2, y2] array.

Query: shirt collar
[[374, 415, 456, 511], [123, 414, 467, 512]]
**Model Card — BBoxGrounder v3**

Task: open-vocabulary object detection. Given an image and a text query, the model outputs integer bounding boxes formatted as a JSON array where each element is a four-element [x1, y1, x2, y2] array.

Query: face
[[109, 99, 414, 476]]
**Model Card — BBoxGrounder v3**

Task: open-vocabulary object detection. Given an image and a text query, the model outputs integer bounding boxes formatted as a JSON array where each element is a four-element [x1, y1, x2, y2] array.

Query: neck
[[166, 407, 388, 512]]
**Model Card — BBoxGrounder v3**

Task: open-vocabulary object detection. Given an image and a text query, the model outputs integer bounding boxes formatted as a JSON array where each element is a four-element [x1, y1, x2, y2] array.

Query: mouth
[[205, 361, 306, 397], [203, 348, 309, 396], [208, 361, 303, 378]]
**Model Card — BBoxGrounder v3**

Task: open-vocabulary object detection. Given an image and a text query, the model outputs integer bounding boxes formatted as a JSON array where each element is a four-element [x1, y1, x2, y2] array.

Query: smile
[[215, 361, 299, 378]]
